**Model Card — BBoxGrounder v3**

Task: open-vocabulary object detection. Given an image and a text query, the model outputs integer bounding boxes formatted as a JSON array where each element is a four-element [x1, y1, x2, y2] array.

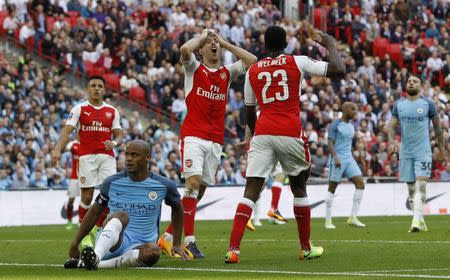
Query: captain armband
[[95, 193, 109, 207]]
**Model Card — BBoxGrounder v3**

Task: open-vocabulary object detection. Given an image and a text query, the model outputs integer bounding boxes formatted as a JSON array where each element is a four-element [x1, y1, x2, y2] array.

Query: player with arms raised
[[225, 26, 345, 263], [158, 29, 257, 258], [388, 74, 447, 232], [325, 102, 366, 229], [52, 76, 123, 245]]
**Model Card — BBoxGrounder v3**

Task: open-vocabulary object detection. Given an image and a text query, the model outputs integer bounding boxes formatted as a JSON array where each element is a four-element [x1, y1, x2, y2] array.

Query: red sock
[[182, 196, 197, 237], [271, 185, 282, 210], [165, 223, 173, 235], [78, 203, 89, 223], [96, 207, 109, 227], [67, 204, 73, 222], [294, 202, 311, 251], [229, 201, 253, 251]]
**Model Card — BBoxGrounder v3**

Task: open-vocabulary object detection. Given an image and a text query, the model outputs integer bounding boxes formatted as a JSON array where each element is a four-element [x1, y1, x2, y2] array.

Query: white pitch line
[[357, 268, 450, 273], [0, 263, 449, 279], [201, 239, 450, 244]]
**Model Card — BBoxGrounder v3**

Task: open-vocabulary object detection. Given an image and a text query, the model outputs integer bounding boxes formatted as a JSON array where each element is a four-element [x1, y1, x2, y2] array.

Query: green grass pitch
[[1, 216, 449, 279]]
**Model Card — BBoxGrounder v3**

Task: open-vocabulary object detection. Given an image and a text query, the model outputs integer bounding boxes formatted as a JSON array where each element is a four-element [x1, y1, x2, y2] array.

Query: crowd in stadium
[[0, 0, 450, 190]]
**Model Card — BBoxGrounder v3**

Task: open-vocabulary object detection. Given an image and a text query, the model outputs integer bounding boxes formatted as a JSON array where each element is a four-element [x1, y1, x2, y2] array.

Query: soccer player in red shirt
[[52, 76, 123, 245], [65, 139, 80, 230], [225, 26, 345, 263], [158, 29, 257, 258]]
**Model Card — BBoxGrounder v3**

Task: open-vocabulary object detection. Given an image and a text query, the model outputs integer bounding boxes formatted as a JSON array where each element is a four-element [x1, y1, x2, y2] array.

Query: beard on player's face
[[406, 88, 420, 96]]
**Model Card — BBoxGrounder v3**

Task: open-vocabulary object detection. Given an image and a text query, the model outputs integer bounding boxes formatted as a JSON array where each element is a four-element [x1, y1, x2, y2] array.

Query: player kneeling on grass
[[64, 140, 190, 270], [325, 102, 366, 229]]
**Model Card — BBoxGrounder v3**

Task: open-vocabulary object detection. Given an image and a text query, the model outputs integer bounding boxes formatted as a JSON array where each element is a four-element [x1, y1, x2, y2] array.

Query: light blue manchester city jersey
[[391, 97, 437, 159], [328, 120, 355, 162]]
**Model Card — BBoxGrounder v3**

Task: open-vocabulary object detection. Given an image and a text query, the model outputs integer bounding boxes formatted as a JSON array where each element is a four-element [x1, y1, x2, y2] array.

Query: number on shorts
[[257, 70, 289, 104], [420, 162, 431, 171]]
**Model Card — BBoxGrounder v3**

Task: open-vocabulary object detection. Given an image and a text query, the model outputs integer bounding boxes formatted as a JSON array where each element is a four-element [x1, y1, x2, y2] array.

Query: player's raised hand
[[103, 140, 117, 151], [172, 245, 192, 261], [51, 150, 61, 167], [313, 30, 336, 48], [69, 241, 80, 259]]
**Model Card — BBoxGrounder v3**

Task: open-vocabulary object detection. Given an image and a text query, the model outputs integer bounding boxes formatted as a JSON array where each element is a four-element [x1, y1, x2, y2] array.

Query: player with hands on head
[[157, 28, 257, 259]]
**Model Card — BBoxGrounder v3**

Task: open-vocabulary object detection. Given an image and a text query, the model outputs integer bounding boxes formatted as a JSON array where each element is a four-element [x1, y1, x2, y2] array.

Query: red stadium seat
[[129, 87, 146, 103], [46, 16, 56, 32], [373, 37, 389, 58], [102, 73, 121, 92], [387, 44, 403, 68], [67, 11, 80, 18], [0, 10, 9, 35], [313, 8, 323, 30]]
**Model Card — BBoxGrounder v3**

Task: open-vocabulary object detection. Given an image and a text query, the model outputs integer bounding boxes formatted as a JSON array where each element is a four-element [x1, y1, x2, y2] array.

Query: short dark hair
[[264, 26, 288, 53], [408, 74, 423, 85], [88, 75, 105, 85]]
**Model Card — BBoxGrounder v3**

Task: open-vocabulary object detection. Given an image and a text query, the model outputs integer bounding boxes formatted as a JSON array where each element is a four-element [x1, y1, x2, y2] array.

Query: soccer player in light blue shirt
[[65, 140, 190, 270], [326, 102, 366, 229], [389, 74, 446, 233]]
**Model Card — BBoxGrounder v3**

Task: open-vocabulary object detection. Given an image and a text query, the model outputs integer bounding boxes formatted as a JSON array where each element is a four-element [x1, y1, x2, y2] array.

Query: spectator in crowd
[[441, 162, 450, 180]]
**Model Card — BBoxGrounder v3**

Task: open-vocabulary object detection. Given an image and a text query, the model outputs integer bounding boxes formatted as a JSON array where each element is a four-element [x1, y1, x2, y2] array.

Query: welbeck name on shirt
[[257, 57, 287, 68]]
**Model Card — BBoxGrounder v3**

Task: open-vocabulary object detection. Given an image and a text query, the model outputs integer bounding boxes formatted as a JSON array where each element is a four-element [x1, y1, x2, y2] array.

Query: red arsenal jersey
[[180, 53, 245, 144], [66, 101, 121, 157], [245, 54, 327, 138]]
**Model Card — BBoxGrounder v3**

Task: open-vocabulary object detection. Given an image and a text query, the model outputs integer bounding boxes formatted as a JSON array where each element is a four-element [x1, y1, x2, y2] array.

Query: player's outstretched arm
[[217, 33, 257, 69], [180, 29, 209, 63], [314, 31, 346, 77], [388, 117, 399, 154], [170, 201, 191, 260], [431, 116, 447, 162], [68, 202, 105, 259], [51, 125, 75, 167]]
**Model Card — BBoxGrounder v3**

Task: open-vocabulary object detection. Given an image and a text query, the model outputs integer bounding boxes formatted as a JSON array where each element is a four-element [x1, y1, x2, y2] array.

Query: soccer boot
[[268, 217, 286, 225], [419, 219, 428, 232], [80, 234, 94, 249], [64, 258, 84, 269], [157, 235, 173, 256], [253, 219, 262, 226], [347, 216, 366, 227], [325, 220, 336, 229], [409, 219, 421, 233], [267, 209, 287, 222], [225, 250, 240, 264], [65, 221, 74, 230], [185, 241, 205, 259], [246, 220, 256, 231], [299, 245, 324, 260], [80, 247, 99, 270]]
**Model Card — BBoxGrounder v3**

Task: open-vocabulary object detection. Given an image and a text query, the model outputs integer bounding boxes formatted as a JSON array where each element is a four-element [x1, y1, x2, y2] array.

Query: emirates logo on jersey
[[220, 72, 227, 80], [185, 159, 193, 168], [105, 112, 112, 119]]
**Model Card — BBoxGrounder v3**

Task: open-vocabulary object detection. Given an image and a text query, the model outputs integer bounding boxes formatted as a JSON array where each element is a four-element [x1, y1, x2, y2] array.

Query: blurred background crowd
[[0, 0, 449, 190]]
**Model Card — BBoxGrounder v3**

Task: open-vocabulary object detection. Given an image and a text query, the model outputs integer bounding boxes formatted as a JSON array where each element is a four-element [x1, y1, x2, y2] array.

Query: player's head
[[342, 102, 357, 119], [87, 75, 106, 101], [198, 30, 221, 63], [125, 140, 151, 174], [264, 26, 288, 54], [406, 74, 423, 96]]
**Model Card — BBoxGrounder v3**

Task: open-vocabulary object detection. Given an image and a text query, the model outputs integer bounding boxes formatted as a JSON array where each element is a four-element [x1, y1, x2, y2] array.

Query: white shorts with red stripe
[[246, 135, 310, 178], [67, 179, 80, 198], [180, 136, 222, 186], [78, 154, 117, 188]]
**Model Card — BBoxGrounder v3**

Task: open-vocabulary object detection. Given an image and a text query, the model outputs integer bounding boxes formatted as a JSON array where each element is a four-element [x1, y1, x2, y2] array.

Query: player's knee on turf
[[139, 243, 161, 267], [107, 211, 129, 227]]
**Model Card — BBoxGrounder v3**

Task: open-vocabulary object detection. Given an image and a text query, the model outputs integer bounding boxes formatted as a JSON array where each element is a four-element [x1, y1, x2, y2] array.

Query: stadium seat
[[423, 38, 433, 48], [46, 16, 56, 32], [373, 37, 389, 58], [388, 44, 403, 68], [313, 8, 324, 30], [102, 73, 121, 92], [129, 87, 146, 103]]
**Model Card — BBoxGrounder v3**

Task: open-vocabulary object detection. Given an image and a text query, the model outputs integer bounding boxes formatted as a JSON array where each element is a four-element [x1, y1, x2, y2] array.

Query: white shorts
[[180, 137, 222, 186], [78, 154, 116, 188], [246, 135, 310, 178], [67, 179, 80, 198]]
